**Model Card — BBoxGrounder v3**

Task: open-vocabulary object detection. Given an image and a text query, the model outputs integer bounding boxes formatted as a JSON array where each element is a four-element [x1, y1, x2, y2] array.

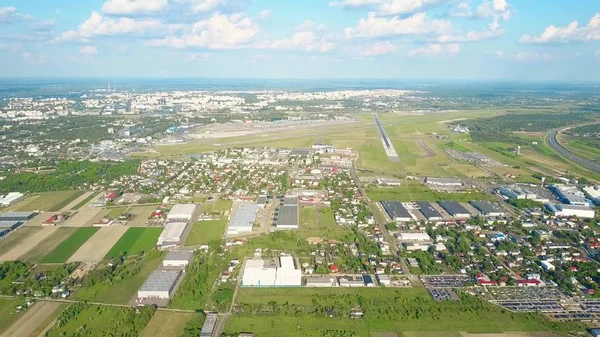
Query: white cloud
[[0, 43, 20, 52], [0, 6, 32, 23], [520, 13, 600, 44], [30, 19, 56, 31], [101, 0, 168, 15], [295, 20, 326, 32], [345, 12, 452, 39], [512, 52, 554, 62], [596, 50, 600, 58], [329, 0, 381, 9], [449, 2, 472, 18], [79, 45, 98, 54], [257, 30, 335, 53], [175, 0, 247, 14], [434, 18, 502, 42], [477, 0, 510, 21], [407, 43, 459, 57], [257, 10, 271, 20], [147, 12, 259, 49], [355, 40, 396, 56], [21, 52, 46, 64], [53, 12, 165, 42], [185, 52, 210, 61], [378, 0, 450, 16]]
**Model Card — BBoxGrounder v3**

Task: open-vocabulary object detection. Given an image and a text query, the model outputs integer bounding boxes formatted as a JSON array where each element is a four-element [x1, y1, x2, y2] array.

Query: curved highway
[[547, 128, 600, 174]]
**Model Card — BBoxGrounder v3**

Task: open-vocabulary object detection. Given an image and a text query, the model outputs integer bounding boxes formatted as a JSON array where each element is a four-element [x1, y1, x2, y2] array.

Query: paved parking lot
[[420, 275, 471, 288], [475, 286, 566, 302], [428, 288, 460, 301]]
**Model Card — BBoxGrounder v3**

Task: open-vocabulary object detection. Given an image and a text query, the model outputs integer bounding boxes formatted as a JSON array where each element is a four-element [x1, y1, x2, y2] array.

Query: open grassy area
[[46, 304, 155, 337], [299, 206, 347, 240], [6, 191, 83, 212], [107, 207, 127, 218], [185, 219, 227, 246], [20, 227, 79, 262], [47, 190, 86, 211], [72, 192, 100, 210], [366, 185, 494, 202], [139, 311, 194, 337], [231, 287, 583, 337], [0, 297, 25, 335], [74, 252, 163, 304], [214, 199, 233, 214], [104, 227, 162, 259], [41, 227, 100, 263]]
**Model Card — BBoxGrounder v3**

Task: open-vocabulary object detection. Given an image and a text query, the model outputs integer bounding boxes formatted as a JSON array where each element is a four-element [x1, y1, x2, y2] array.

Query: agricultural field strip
[[0, 301, 64, 337], [68, 227, 128, 262], [19, 227, 79, 262], [0, 228, 58, 261]]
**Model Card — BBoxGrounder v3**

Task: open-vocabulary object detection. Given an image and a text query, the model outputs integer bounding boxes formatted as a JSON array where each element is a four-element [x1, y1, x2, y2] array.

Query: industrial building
[[137, 269, 182, 300], [200, 313, 218, 337], [437, 201, 471, 218], [0, 221, 22, 238], [305, 275, 336, 287], [256, 195, 267, 208], [376, 178, 402, 186], [425, 177, 462, 186], [545, 204, 595, 219], [550, 185, 589, 206], [0, 192, 24, 207], [227, 203, 258, 235], [275, 196, 299, 230], [498, 185, 538, 200], [166, 204, 197, 222], [0, 212, 36, 222], [469, 201, 505, 217], [242, 256, 302, 287], [584, 186, 600, 205], [157, 222, 189, 246], [396, 232, 431, 242], [163, 250, 194, 268], [415, 201, 443, 221], [380, 200, 412, 222], [339, 276, 365, 287]]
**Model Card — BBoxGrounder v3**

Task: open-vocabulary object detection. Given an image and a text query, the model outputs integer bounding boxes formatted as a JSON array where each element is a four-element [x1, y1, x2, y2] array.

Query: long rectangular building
[[469, 201, 505, 217], [200, 313, 218, 337], [275, 196, 299, 229], [157, 222, 189, 246], [137, 269, 182, 300], [166, 204, 197, 222], [416, 201, 443, 221], [227, 203, 258, 235], [0, 212, 36, 222], [438, 201, 471, 218], [381, 201, 412, 222]]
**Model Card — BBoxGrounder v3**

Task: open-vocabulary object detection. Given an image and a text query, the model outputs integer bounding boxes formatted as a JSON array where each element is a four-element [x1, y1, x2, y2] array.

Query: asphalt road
[[547, 128, 600, 174]]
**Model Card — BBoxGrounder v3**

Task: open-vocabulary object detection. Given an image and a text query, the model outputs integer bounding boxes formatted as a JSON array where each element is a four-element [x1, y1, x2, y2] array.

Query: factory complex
[[157, 204, 197, 248], [242, 256, 302, 287]]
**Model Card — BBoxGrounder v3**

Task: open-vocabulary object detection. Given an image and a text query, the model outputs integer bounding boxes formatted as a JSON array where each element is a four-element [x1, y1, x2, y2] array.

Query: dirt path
[[67, 226, 128, 262], [60, 191, 93, 212], [0, 228, 57, 261], [61, 209, 101, 227], [0, 301, 63, 337]]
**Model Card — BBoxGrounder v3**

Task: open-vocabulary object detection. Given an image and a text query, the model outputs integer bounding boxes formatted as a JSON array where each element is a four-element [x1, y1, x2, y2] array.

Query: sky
[[0, 0, 599, 80]]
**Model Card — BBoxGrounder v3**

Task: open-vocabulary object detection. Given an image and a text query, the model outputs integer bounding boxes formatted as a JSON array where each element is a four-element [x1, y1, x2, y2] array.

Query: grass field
[[0, 298, 25, 335], [139, 311, 193, 337], [46, 304, 154, 337], [42, 227, 100, 263], [104, 227, 162, 259], [366, 185, 494, 202], [299, 206, 347, 240], [74, 252, 163, 304], [185, 219, 227, 246], [214, 199, 233, 214], [107, 207, 127, 218], [6, 191, 83, 212], [47, 191, 85, 212], [20, 227, 79, 262], [231, 287, 582, 336], [0, 227, 43, 256], [72, 192, 99, 210]]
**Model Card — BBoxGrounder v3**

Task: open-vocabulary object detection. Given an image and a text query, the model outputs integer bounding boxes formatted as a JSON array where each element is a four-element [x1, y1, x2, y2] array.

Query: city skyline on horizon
[[1, 0, 600, 81]]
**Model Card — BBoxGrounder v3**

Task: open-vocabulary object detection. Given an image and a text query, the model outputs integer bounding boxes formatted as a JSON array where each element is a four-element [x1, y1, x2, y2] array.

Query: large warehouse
[[157, 222, 189, 247], [166, 204, 197, 222], [469, 201, 505, 217], [227, 203, 258, 235], [546, 204, 595, 219], [275, 196, 299, 230], [0, 221, 22, 238], [0, 212, 36, 222], [381, 201, 412, 222], [242, 256, 302, 287], [0, 192, 24, 207], [163, 250, 194, 268], [396, 232, 431, 242], [425, 177, 462, 187], [416, 201, 443, 221], [438, 201, 471, 218], [137, 269, 182, 300]]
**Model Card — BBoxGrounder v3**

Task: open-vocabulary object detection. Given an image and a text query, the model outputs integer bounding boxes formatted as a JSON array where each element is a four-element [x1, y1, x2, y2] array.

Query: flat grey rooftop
[[164, 250, 195, 262], [139, 270, 181, 292]]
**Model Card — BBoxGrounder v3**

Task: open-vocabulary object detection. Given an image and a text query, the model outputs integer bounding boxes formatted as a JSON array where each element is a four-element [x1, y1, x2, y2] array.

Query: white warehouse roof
[[228, 203, 258, 234], [158, 222, 188, 245], [167, 204, 197, 220], [396, 232, 431, 242]]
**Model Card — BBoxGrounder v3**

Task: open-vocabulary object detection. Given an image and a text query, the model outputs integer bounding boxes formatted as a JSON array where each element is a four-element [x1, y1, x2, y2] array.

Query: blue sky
[[0, 0, 599, 80]]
